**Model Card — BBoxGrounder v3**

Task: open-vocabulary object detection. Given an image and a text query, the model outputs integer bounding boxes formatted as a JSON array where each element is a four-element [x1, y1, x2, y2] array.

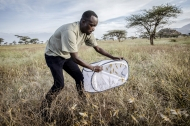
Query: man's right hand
[[91, 66, 103, 72]]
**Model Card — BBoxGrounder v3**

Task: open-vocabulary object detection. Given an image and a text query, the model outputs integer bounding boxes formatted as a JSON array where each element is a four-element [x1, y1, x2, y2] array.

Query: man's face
[[81, 16, 98, 35]]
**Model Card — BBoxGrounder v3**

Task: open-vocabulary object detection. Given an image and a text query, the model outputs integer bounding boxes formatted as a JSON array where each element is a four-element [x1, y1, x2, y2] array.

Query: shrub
[[170, 39, 177, 42]]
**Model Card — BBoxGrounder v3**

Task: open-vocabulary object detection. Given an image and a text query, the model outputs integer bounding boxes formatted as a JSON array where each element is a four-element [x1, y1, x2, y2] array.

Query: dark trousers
[[44, 54, 84, 107]]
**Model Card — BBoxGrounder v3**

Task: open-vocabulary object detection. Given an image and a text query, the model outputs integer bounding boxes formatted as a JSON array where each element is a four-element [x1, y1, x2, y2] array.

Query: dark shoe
[[40, 89, 60, 122], [40, 100, 51, 122], [78, 92, 88, 104], [41, 108, 51, 122]]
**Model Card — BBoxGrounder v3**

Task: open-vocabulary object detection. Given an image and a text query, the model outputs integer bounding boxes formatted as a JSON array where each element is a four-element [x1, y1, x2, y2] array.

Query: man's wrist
[[90, 66, 94, 71]]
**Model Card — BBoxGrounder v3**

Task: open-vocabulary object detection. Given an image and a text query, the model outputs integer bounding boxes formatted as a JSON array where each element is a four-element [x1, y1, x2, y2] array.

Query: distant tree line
[[0, 35, 45, 46], [15, 35, 42, 45], [139, 28, 190, 39]]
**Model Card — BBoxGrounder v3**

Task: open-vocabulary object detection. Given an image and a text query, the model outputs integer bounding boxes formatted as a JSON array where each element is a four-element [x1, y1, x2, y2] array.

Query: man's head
[[80, 10, 98, 35]]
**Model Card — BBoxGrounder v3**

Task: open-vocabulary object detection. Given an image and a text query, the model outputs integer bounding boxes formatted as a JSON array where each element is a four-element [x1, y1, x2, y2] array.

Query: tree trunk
[[159, 35, 161, 39], [150, 35, 154, 45]]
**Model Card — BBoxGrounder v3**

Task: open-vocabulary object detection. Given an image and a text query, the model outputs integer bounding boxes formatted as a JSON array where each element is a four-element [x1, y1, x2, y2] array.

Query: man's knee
[[74, 72, 84, 84]]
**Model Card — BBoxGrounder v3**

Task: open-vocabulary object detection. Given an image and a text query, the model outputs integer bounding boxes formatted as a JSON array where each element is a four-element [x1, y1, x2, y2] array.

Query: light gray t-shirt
[[45, 21, 98, 59]]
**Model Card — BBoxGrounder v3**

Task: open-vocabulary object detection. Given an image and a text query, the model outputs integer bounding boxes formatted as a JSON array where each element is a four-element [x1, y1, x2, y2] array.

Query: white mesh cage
[[82, 60, 129, 92]]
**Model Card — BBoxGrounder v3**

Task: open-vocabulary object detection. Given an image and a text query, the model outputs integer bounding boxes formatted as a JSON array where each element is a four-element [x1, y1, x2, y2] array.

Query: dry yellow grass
[[0, 37, 189, 126]]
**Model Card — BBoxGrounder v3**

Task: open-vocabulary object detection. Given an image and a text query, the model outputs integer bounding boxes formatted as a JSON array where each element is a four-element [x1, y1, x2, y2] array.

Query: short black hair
[[82, 10, 98, 19]]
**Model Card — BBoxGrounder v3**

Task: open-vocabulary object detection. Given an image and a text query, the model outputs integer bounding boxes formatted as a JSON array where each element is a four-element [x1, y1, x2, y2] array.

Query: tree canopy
[[102, 30, 127, 42], [15, 35, 40, 44], [126, 4, 182, 45], [0, 38, 4, 46], [12, 41, 17, 45], [156, 28, 181, 38], [30, 38, 39, 44]]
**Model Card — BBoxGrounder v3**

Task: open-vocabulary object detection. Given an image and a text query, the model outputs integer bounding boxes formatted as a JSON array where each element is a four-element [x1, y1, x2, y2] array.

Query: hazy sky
[[0, 0, 190, 43]]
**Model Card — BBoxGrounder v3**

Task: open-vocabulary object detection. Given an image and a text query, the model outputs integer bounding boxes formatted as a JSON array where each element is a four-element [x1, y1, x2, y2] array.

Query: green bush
[[170, 39, 177, 42]]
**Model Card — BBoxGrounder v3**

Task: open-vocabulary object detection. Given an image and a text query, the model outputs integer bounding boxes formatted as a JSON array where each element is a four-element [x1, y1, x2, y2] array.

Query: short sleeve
[[85, 33, 98, 47], [61, 30, 78, 52]]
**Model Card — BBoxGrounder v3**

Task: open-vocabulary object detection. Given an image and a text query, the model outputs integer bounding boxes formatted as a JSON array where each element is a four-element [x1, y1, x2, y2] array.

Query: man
[[41, 10, 123, 121]]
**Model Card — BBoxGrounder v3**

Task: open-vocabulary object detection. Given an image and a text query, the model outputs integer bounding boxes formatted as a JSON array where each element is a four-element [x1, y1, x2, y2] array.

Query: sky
[[0, 0, 190, 43]]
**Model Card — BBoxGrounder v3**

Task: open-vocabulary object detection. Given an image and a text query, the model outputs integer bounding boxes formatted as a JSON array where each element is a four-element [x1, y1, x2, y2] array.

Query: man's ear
[[81, 19, 86, 24]]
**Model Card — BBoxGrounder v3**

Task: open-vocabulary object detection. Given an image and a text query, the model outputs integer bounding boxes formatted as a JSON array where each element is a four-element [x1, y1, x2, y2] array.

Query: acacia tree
[[20, 36, 30, 44], [30, 38, 39, 44], [157, 28, 181, 38], [103, 30, 127, 42], [126, 4, 182, 45], [102, 34, 110, 41], [15, 35, 30, 44], [18, 41, 23, 44], [12, 41, 17, 45], [15, 35, 23, 44], [15, 35, 23, 40], [0, 38, 4, 46]]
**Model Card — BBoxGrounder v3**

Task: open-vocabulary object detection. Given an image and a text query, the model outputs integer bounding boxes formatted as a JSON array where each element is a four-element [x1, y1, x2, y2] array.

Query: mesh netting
[[82, 60, 129, 92]]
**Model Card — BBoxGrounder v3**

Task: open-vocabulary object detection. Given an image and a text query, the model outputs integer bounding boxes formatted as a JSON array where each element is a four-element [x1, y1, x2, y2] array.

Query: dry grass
[[0, 37, 190, 126]]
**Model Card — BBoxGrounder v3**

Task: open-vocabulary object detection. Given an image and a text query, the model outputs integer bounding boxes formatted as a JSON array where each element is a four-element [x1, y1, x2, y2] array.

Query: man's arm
[[93, 46, 123, 60], [70, 52, 102, 72]]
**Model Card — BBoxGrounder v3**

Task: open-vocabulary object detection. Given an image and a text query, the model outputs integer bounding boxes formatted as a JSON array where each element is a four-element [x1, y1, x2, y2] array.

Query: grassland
[[0, 37, 190, 126]]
